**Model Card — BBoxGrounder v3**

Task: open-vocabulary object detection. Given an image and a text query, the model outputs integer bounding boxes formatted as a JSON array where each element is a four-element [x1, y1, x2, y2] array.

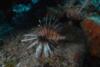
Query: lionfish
[[21, 16, 65, 59]]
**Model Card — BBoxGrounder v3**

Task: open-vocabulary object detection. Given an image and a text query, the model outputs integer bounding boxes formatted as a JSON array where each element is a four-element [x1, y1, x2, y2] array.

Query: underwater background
[[0, 0, 100, 67]]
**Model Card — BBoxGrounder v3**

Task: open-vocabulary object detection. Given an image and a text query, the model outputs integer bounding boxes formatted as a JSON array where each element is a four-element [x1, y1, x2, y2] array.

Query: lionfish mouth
[[21, 16, 65, 59]]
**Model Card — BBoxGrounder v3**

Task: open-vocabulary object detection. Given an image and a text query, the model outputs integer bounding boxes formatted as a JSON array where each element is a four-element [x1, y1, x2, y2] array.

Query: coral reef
[[0, 0, 100, 67]]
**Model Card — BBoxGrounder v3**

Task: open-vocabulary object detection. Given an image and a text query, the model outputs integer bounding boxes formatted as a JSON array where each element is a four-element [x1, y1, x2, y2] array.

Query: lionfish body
[[21, 16, 65, 59]]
